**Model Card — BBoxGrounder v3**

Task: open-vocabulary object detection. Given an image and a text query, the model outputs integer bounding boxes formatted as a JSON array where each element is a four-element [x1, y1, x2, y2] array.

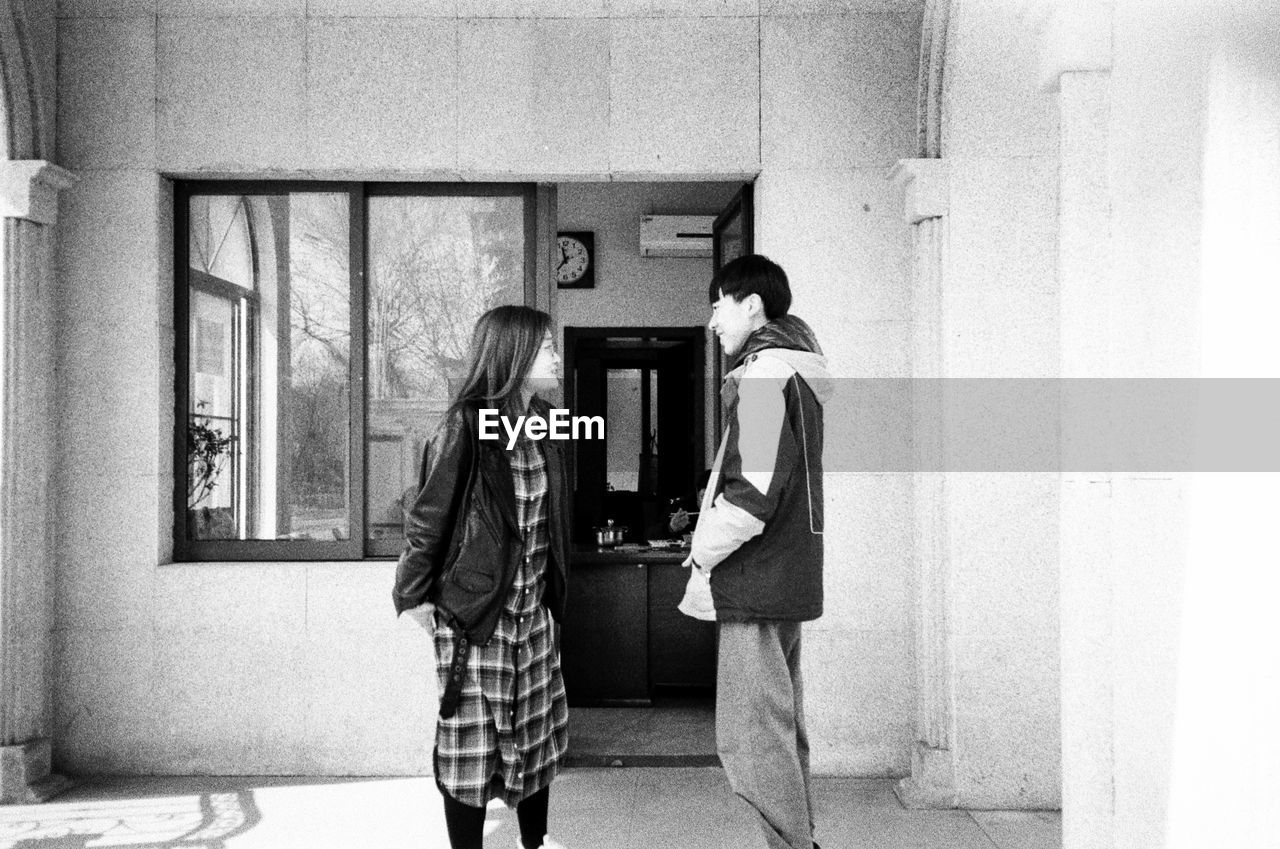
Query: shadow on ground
[[0, 788, 260, 848]]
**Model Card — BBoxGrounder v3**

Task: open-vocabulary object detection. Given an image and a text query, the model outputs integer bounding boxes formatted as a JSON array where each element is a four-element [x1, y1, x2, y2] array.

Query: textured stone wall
[[52, 0, 922, 775]]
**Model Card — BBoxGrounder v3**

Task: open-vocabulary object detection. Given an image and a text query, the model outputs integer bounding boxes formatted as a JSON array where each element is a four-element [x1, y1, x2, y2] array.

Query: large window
[[175, 183, 535, 560]]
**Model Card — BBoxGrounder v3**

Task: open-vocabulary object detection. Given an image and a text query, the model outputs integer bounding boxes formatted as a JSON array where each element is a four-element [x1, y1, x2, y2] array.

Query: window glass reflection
[[364, 194, 525, 542], [606, 368, 642, 492], [186, 192, 350, 541]]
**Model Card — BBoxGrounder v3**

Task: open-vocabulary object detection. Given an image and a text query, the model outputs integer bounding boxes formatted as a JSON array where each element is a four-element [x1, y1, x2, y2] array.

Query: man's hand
[[677, 555, 715, 621], [682, 554, 709, 577], [668, 509, 692, 533], [404, 602, 435, 633]]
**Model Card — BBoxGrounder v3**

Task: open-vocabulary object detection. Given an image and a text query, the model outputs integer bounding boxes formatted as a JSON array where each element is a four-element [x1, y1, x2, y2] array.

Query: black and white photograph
[[0, 1, 1276, 847]]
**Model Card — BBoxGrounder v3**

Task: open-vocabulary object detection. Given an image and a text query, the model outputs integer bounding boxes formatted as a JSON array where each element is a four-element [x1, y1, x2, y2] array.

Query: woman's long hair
[[451, 305, 552, 420]]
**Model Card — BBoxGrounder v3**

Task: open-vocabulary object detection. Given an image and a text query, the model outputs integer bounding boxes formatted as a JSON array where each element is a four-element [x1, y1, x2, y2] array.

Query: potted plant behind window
[[187, 400, 236, 539]]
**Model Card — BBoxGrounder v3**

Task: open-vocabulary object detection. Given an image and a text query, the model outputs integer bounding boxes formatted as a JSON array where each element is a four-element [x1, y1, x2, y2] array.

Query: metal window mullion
[[174, 184, 193, 559], [524, 184, 538, 306], [243, 294, 261, 540], [349, 183, 367, 557], [234, 296, 246, 538]]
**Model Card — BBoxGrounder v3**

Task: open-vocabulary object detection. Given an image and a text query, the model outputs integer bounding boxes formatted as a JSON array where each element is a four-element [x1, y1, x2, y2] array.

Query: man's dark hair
[[709, 254, 791, 320]]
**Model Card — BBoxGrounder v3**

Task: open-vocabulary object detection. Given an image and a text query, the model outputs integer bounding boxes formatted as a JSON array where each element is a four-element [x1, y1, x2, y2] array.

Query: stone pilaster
[[889, 158, 957, 809], [1042, 3, 1115, 845], [0, 159, 75, 804]]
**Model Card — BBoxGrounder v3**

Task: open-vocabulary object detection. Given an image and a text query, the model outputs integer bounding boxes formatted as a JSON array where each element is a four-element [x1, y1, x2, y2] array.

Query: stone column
[[889, 158, 956, 809], [1055, 69, 1117, 849], [0, 159, 75, 804], [1040, 5, 1114, 846]]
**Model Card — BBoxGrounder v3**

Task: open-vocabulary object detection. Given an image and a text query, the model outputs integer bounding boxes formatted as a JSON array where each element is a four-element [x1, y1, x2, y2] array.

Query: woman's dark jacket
[[392, 398, 570, 645]]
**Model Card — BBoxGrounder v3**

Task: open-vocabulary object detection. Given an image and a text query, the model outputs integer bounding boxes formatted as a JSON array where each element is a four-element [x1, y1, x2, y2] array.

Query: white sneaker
[[516, 837, 568, 849]]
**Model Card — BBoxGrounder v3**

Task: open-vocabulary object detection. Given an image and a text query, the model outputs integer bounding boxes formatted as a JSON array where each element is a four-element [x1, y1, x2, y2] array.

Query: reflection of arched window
[[184, 190, 356, 550], [187, 196, 258, 541], [190, 196, 256, 289]]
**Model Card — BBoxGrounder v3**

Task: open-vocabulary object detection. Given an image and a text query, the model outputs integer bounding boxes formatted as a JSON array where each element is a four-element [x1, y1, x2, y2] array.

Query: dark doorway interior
[[560, 327, 718, 765], [564, 327, 705, 542]]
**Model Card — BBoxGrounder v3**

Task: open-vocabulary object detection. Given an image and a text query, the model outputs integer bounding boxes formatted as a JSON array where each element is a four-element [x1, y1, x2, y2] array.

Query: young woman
[[393, 305, 570, 849]]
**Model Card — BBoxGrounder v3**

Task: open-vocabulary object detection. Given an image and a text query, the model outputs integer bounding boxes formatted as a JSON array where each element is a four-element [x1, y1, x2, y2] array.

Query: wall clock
[[556, 231, 595, 289]]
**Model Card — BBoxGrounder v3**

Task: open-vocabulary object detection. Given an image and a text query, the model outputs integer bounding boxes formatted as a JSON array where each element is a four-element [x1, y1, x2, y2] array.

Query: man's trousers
[[715, 620, 815, 849]]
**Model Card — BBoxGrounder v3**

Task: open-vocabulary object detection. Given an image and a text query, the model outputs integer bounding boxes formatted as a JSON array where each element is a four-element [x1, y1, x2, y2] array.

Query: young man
[[679, 254, 831, 849]]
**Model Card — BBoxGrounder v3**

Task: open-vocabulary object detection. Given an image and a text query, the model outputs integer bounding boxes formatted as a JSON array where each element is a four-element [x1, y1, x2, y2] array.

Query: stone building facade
[[1, 1, 1277, 847]]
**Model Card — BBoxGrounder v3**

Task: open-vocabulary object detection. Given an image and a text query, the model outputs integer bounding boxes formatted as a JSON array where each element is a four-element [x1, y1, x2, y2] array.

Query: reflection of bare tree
[[289, 198, 352, 380], [286, 195, 521, 402], [273, 194, 523, 538], [278, 196, 353, 520], [366, 197, 522, 401], [288, 371, 348, 508]]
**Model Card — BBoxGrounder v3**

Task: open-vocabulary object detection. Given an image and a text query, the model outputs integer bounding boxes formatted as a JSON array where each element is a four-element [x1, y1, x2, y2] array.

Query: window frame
[[173, 180, 537, 562], [188, 268, 254, 535]]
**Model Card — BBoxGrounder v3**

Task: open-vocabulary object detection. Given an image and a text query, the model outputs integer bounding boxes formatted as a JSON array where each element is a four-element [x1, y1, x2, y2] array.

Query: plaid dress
[[431, 436, 569, 808]]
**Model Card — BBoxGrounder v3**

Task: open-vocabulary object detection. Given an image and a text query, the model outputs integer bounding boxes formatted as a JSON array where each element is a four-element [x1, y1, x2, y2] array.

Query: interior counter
[[570, 543, 690, 565], [560, 545, 715, 705]]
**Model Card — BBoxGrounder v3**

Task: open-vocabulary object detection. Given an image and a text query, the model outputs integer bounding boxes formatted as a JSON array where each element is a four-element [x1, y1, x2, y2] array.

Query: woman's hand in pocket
[[405, 602, 436, 633]]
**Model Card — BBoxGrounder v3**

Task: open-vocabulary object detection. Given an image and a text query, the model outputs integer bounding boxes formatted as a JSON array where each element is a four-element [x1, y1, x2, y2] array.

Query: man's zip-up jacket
[[682, 315, 832, 622]]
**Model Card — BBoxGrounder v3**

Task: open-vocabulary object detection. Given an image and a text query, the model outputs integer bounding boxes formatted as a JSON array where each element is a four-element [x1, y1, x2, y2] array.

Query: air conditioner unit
[[639, 214, 715, 258]]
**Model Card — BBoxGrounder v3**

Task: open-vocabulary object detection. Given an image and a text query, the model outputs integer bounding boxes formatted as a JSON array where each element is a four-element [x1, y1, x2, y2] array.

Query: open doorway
[[552, 180, 752, 765], [560, 327, 717, 765]]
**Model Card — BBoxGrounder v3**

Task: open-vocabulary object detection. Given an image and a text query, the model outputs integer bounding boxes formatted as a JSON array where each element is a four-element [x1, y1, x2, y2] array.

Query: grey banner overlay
[[603, 379, 1280, 472]]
